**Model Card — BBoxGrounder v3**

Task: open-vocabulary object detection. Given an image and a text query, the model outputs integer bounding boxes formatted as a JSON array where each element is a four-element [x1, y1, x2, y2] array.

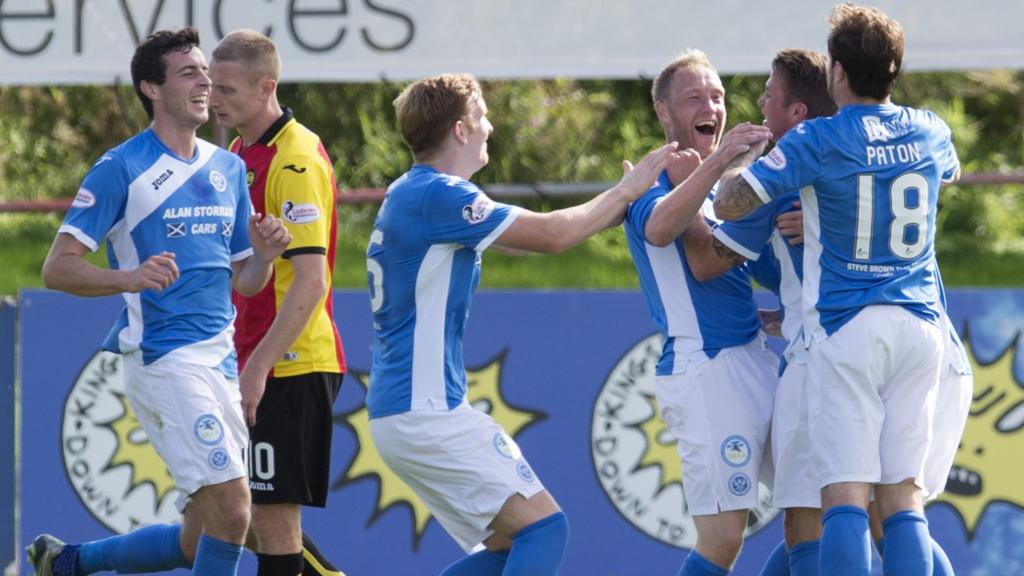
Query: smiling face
[[149, 47, 211, 130], [657, 66, 726, 159]]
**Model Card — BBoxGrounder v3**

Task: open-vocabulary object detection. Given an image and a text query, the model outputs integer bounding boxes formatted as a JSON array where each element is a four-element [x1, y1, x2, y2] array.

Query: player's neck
[[835, 86, 891, 109], [237, 100, 285, 147], [150, 117, 198, 159], [422, 149, 480, 181]]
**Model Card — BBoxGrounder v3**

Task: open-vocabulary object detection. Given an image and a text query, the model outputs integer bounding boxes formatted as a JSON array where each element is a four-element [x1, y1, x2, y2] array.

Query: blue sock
[[78, 523, 189, 573], [820, 505, 871, 575], [440, 549, 509, 575], [881, 511, 932, 576], [50, 545, 84, 576], [930, 538, 954, 576], [502, 512, 569, 576], [789, 540, 820, 576], [759, 540, 790, 576], [192, 534, 243, 576], [677, 550, 729, 576]]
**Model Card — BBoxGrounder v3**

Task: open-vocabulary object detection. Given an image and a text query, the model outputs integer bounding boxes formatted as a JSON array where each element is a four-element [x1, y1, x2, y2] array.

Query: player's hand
[[758, 308, 783, 338], [249, 213, 292, 261], [776, 201, 803, 245], [618, 142, 679, 200], [239, 361, 269, 427], [666, 148, 702, 187], [124, 251, 179, 293], [712, 122, 772, 168]]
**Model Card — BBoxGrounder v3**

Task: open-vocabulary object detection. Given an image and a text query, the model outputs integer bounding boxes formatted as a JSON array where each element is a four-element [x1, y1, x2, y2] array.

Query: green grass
[[3, 210, 1024, 296]]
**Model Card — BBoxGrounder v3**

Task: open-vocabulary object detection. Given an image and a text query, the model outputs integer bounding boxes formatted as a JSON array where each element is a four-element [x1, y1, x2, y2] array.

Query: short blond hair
[[211, 29, 281, 83], [652, 49, 716, 103], [394, 73, 482, 162]]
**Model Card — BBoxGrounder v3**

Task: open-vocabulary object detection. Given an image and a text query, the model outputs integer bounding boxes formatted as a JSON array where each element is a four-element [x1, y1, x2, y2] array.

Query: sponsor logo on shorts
[[71, 188, 95, 208], [516, 462, 535, 483], [590, 334, 777, 549], [461, 194, 495, 224], [282, 200, 320, 224], [729, 473, 752, 496], [720, 435, 751, 468], [208, 448, 231, 471], [194, 414, 224, 446], [493, 432, 521, 459], [61, 351, 184, 534], [209, 170, 228, 192]]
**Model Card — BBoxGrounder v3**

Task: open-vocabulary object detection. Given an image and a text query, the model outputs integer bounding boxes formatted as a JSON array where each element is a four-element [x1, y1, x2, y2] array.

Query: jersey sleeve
[[58, 155, 129, 251], [229, 160, 254, 261], [745, 243, 781, 295], [422, 177, 519, 251], [743, 123, 823, 204], [930, 113, 960, 183], [624, 185, 664, 244], [712, 197, 781, 261], [267, 153, 335, 259]]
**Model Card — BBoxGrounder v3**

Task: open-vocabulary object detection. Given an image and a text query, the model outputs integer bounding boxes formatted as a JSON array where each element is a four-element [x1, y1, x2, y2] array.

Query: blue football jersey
[[366, 165, 520, 419], [715, 191, 804, 356], [742, 104, 959, 341], [624, 171, 760, 376], [59, 129, 252, 373]]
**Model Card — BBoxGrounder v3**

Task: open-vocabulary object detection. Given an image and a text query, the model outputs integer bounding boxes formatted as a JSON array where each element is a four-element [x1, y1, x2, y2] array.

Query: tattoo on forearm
[[712, 238, 748, 267], [717, 178, 762, 219]]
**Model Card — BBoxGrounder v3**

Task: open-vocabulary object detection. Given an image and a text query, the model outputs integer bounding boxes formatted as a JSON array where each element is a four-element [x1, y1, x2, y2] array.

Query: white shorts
[[654, 337, 778, 516], [370, 402, 545, 552], [124, 354, 248, 512], [808, 305, 943, 489], [771, 357, 821, 509], [922, 320, 973, 500]]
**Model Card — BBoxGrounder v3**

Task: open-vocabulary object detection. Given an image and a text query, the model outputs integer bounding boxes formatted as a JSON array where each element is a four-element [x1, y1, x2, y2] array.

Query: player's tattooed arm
[[712, 237, 748, 268], [714, 172, 764, 221]]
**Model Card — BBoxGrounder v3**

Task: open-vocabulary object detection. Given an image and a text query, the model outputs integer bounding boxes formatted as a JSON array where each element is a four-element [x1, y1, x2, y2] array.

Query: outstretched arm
[[493, 142, 677, 253]]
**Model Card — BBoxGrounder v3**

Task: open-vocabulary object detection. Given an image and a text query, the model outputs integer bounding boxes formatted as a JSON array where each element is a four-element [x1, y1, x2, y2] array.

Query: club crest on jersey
[[282, 200, 320, 224], [462, 195, 495, 224], [516, 462, 535, 483], [763, 148, 786, 170], [862, 115, 892, 143], [209, 170, 228, 192], [721, 435, 751, 467], [493, 432, 522, 459], [61, 351, 185, 534], [591, 334, 777, 549], [72, 188, 96, 208]]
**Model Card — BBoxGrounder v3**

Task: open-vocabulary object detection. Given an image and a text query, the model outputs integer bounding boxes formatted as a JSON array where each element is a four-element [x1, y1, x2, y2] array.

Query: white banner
[[0, 0, 1021, 85]]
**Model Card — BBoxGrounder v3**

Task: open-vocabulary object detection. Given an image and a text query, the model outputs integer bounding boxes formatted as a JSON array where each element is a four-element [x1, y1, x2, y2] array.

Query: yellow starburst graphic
[[334, 352, 544, 548], [98, 391, 177, 503], [933, 333, 1024, 538], [633, 392, 682, 490]]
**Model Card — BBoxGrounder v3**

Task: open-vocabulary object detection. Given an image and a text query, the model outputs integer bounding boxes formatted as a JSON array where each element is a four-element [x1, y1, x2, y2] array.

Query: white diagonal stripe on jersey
[[800, 185, 825, 343], [411, 243, 457, 410], [125, 139, 218, 232]]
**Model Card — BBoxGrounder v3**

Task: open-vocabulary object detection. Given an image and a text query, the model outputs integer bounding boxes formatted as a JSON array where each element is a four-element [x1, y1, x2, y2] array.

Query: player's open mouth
[[695, 121, 717, 136], [945, 464, 982, 496]]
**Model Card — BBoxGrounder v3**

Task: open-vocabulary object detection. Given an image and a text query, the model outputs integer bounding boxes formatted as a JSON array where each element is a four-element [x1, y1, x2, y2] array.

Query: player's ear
[[791, 101, 808, 123], [654, 99, 670, 126], [260, 77, 277, 100], [452, 120, 468, 145], [140, 80, 160, 103]]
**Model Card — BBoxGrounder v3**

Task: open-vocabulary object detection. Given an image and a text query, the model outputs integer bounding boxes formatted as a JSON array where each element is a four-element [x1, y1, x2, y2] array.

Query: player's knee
[[783, 508, 823, 547]]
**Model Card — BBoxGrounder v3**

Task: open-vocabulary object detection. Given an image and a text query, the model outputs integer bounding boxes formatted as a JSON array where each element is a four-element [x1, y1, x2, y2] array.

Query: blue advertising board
[[1, 298, 15, 572], [16, 289, 1024, 575]]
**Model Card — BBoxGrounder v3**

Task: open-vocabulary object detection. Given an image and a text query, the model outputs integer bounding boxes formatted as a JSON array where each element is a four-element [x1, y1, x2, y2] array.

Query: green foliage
[[1, 72, 1023, 293]]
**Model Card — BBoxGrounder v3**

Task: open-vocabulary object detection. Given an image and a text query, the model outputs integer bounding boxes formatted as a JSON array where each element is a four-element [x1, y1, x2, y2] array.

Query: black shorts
[[247, 372, 342, 507]]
